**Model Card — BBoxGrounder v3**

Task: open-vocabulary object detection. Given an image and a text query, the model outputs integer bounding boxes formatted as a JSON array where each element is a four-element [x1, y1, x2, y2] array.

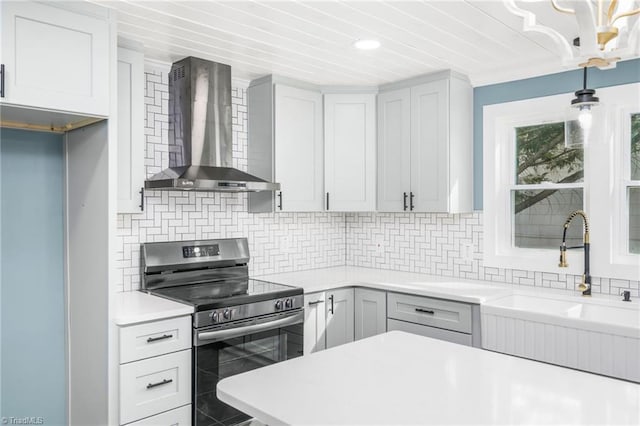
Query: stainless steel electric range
[[141, 238, 304, 426]]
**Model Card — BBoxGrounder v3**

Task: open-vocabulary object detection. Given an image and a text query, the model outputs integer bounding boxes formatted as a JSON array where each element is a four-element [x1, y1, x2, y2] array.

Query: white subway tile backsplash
[[114, 72, 345, 292], [114, 71, 635, 295]]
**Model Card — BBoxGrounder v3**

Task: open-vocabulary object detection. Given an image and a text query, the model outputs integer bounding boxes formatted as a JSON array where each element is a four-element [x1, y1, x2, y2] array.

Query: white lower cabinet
[[304, 292, 327, 355], [354, 288, 386, 340], [304, 288, 355, 354], [325, 288, 355, 349], [387, 292, 480, 347], [126, 404, 191, 426], [118, 315, 192, 425]]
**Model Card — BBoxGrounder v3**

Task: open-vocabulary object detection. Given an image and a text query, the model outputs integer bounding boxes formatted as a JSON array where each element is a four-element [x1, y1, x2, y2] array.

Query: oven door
[[193, 309, 304, 426]]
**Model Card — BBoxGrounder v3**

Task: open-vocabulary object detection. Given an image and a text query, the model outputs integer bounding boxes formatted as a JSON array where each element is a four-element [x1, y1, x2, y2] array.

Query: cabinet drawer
[[120, 350, 192, 425], [387, 293, 472, 333], [387, 319, 472, 346], [125, 404, 191, 426], [120, 316, 191, 363]]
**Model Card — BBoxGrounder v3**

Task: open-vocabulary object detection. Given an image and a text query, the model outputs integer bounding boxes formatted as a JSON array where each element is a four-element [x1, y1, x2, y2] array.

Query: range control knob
[[285, 298, 293, 309], [275, 300, 283, 310], [223, 309, 231, 320], [210, 312, 219, 323]]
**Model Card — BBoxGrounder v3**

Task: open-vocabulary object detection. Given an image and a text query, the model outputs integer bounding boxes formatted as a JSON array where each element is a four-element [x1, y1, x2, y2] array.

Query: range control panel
[[182, 244, 220, 258], [195, 294, 305, 328]]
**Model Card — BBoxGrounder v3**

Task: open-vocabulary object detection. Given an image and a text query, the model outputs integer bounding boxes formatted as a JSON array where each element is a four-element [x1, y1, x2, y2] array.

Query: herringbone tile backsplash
[[115, 71, 638, 296], [115, 72, 345, 291]]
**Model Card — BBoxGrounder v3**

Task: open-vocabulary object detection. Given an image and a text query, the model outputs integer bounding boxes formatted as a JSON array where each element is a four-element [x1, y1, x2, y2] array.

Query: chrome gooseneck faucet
[[558, 210, 591, 296]]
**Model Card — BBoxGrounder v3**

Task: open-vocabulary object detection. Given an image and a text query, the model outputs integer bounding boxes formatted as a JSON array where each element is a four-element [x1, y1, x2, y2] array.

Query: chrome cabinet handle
[[308, 300, 325, 305], [326, 192, 330, 210], [277, 191, 283, 210], [415, 308, 434, 315], [147, 378, 173, 389], [403, 192, 408, 211], [147, 334, 173, 343], [410, 192, 415, 211], [328, 295, 334, 314]]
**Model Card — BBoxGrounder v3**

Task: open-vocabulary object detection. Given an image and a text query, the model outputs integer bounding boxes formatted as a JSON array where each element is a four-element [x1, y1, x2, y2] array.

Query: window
[[484, 83, 640, 280], [627, 113, 640, 254], [513, 121, 583, 249]]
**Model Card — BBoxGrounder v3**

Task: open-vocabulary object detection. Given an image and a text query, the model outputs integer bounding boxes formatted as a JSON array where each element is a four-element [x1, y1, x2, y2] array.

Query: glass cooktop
[[145, 278, 302, 312]]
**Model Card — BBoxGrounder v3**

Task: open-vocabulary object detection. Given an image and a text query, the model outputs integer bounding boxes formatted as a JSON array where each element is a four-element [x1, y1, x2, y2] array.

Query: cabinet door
[[325, 288, 354, 349], [354, 288, 386, 340], [377, 88, 411, 212], [324, 93, 376, 212], [274, 85, 323, 212], [304, 292, 326, 355], [117, 47, 145, 213], [0, 2, 109, 116], [120, 350, 192, 425], [410, 80, 449, 212]]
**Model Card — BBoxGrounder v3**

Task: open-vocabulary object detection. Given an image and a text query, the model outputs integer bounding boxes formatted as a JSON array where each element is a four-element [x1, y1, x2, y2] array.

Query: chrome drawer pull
[[308, 300, 325, 305], [415, 308, 435, 315], [147, 334, 173, 343], [147, 378, 173, 389]]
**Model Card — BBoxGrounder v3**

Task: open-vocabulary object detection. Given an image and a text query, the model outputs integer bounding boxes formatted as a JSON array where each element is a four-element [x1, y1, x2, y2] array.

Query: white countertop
[[256, 266, 513, 304], [217, 331, 640, 425], [112, 291, 193, 326]]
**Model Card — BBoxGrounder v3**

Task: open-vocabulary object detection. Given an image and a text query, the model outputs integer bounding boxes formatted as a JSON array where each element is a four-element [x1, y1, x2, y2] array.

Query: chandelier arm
[[610, 7, 640, 25], [598, 0, 603, 26], [550, 0, 575, 14], [607, 0, 618, 23]]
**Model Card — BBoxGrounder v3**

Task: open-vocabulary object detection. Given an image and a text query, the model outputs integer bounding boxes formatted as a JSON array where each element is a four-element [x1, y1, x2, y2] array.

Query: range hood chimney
[[145, 57, 279, 192]]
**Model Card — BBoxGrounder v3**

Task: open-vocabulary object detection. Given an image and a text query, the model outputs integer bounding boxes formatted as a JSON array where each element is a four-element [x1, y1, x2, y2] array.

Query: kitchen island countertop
[[217, 331, 640, 425]]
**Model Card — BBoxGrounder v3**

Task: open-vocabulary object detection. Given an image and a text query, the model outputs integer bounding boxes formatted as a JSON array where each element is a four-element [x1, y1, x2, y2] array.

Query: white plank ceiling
[[91, 0, 620, 86]]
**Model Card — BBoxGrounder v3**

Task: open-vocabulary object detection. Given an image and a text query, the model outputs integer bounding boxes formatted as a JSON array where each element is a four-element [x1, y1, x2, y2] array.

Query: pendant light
[[571, 66, 599, 130]]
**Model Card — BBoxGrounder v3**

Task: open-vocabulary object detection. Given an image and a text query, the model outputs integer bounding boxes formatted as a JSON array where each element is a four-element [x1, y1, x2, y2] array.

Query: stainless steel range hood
[[145, 57, 279, 192]]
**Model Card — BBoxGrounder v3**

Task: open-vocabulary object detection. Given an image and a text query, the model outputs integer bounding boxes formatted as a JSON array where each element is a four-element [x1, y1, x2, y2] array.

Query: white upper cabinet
[[377, 88, 411, 212], [248, 77, 323, 212], [410, 80, 449, 212], [377, 72, 473, 213], [274, 85, 324, 212], [0, 1, 110, 116], [117, 47, 145, 214], [324, 93, 376, 212]]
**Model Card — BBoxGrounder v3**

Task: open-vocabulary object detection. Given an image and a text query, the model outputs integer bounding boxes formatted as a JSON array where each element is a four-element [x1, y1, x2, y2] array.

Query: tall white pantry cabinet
[[1, 2, 117, 426]]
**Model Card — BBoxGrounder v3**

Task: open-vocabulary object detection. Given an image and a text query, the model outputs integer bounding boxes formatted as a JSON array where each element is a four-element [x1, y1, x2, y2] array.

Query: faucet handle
[[577, 274, 588, 291]]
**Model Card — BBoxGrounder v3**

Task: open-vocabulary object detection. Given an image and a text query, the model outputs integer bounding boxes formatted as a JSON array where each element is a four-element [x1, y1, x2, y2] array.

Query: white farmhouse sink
[[567, 302, 640, 325], [487, 294, 582, 316], [483, 293, 640, 334], [481, 292, 640, 382]]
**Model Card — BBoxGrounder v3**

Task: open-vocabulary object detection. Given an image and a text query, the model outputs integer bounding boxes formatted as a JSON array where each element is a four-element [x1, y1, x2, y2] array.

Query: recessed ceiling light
[[353, 39, 380, 50]]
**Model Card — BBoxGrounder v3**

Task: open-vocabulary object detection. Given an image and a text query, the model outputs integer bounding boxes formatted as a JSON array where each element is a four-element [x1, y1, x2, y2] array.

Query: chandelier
[[505, 0, 640, 68]]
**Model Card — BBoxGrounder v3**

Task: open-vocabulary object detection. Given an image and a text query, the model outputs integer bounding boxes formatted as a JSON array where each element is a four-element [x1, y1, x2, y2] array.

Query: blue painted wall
[[473, 58, 640, 210], [1, 129, 66, 425]]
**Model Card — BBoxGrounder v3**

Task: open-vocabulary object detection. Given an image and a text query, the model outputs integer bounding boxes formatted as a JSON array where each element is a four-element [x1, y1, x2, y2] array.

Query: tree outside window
[[513, 121, 584, 249]]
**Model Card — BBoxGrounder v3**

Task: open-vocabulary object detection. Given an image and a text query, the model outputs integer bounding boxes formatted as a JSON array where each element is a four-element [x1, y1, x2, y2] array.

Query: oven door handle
[[196, 311, 304, 344]]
